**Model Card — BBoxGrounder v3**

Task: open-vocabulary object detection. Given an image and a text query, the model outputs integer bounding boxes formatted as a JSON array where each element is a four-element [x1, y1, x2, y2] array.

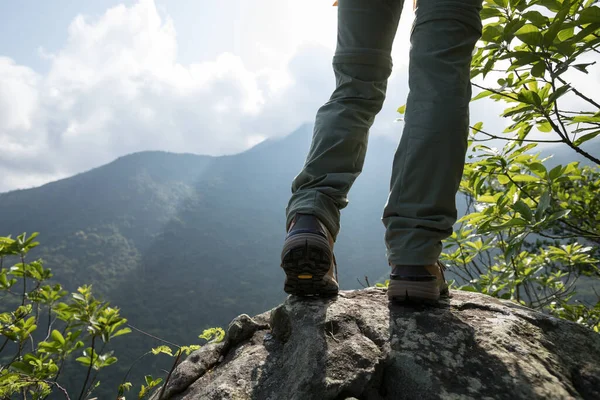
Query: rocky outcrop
[[151, 288, 600, 400]]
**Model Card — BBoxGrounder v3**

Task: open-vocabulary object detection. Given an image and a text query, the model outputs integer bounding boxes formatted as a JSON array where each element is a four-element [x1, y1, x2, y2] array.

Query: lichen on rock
[[152, 288, 600, 400]]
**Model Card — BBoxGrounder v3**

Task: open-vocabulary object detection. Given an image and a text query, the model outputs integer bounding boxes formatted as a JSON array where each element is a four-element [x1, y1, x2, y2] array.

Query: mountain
[[0, 124, 597, 395], [0, 124, 405, 395], [0, 125, 410, 317]]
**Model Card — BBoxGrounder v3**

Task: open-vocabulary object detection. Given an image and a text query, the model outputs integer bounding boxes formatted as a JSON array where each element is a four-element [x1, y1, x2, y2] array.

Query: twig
[[158, 350, 183, 400], [117, 351, 151, 398], [78, 335, 95, 400], [0, 336, 9, 354], [470, 126, 563, 143], [556, 76, 600, 109], [325, 322, 340, 344], [472, 82, 519, 102], [20, 254, 27, 306], [127, 324, 181, 348], [84, 342, 107, 399], [16, 375, 71, 400]]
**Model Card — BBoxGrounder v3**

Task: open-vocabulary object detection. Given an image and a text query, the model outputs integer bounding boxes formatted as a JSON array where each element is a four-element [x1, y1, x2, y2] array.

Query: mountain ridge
[[1, 125, 598, 395]]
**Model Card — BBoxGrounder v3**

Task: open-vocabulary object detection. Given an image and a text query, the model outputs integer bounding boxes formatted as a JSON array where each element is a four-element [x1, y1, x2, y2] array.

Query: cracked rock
[[153, 288, 600, 400]]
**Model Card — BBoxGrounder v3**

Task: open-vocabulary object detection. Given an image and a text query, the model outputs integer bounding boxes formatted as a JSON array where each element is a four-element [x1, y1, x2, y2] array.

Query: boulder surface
[[151, 288, 600, 400]]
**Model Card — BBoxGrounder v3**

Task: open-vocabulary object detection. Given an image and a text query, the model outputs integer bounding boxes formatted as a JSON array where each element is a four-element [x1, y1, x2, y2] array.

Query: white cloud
[[0, 0, 420, 192], [0, 1, 305, 191], [5, 0, 593, 193], [0, 58, 40, 132]]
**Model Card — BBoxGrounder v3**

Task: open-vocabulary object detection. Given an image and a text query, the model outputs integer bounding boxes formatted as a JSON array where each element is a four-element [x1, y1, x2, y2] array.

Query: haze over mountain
[[2, 124, 598, 325], [1, 123, 597, 395], [0, 124, 401, 386]]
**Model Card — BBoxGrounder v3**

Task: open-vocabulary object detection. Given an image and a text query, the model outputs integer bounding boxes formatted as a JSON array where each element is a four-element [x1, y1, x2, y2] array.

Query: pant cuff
[[387, 247, 441, 266], [286, 190, 341, 241]]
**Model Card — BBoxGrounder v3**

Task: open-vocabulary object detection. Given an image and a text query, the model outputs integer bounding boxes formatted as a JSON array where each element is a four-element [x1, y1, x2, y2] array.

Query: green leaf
[[504, 18, 527, 41], [472, 90, 494, 101], [481, 7, 504, 19], [472, 121, 484, 134], [72, 293, 85, 302], [512, 200, 533, 222], [572, 63, 596, 74], [523, 11, 549, 27], [515, 24, 543, 46], [488, 218, 528, 231], [557, 27, 575, 41], [51, 330, 65, 345], [547, 209, 571, 222], [508, 51, 541, 67], [574, 130, 600, 146], [111, 327, 131, 338], [537, 121, 553, 132], [531, 61, 545, 77], [482, 24, 505, 43], [528, 162, 547, 177], [544, 6, 570, 45], [199, 327, 226, 343], [76, 356, 91, 367], [478, 195, 499, 203], [397, 105, 406, 115], [104, 356, 118, 366], [548, 164, 564, 181], [579, 6, 600, 24], [497, 174, 511, 185], [151, 345, 173, 356], [511, 174, 539, 183], [572, 115, 600, 123], [539, 0, 561, 12], [547, 85, 570, 104], [536, 191, 551, 219], [518, 90, 542, 106]]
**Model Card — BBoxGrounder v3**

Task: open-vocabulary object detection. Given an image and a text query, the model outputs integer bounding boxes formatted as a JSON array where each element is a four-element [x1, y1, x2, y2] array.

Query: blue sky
[[1, 1, 134, 72], [0, 0, 336, 73]]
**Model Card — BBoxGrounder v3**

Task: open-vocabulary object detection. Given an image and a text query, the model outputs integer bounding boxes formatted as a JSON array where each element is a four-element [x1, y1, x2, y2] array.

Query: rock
[[223, 314, 270, 351], [154, 288, 600, 400], [149, 343, 224, 400]]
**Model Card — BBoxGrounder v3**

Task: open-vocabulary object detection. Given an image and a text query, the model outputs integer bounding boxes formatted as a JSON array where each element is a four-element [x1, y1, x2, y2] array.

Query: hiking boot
[[388, 261, 449, 303], [281, 213, 339, 297]]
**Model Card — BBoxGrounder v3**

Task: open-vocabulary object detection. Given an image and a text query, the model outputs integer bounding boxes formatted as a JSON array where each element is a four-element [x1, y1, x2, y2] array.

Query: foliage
[[0, 233, 225, 399], [470, 0, 600, 157], [397, 0, 600, 332]]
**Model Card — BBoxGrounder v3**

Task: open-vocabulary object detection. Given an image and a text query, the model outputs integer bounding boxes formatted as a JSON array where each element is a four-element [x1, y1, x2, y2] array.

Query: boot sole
[[388, 280, 448, 304], [281, 233, 338, 297]]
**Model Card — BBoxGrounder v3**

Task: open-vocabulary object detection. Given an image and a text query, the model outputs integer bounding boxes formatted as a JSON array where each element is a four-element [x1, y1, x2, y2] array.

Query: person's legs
[[285, 0, 404, 241], [383, 0, 483, 267], [281, 0, 404, 297]]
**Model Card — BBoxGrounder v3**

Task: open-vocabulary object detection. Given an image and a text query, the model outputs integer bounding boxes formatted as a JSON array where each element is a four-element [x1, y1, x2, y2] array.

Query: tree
[[0, 233, 224, 399], [428, 0, 600, 330]]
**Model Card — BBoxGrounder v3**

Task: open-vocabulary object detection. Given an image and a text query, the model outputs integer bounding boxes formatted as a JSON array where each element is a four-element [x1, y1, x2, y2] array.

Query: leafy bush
[[0, 233, 224, 399], [398, 0, 600, 331]]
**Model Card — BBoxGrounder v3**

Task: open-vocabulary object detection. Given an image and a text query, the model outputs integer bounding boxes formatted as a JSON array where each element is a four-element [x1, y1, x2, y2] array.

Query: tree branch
[[556, 76, 600, 109], [78, 335, 95, 400], [471, 126, 563, 143]]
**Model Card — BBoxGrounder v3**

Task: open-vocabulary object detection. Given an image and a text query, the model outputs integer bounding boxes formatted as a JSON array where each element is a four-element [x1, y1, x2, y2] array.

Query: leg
[[286, 0, 404, 241], [383, 0, 483, 266]]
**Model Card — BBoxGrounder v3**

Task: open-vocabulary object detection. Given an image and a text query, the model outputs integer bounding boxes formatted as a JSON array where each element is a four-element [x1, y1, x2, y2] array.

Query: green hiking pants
[[286, 0, 483, 266]]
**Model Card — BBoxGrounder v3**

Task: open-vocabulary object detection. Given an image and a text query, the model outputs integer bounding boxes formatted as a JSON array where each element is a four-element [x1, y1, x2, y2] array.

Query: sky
[[0, 0, 596, 192]]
